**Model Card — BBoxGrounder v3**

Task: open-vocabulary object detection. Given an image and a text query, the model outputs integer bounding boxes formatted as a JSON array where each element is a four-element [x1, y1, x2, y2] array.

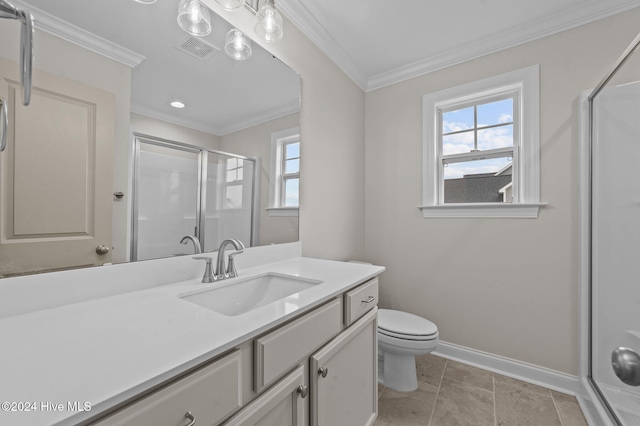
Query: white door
[[591, 81, 640, 425], [0, 57, 115, 276]]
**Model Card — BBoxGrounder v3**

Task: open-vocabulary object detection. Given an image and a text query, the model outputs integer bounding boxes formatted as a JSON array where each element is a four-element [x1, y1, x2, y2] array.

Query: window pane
[[443, 157, 513, 203], [285, 158, 299, 174], [477, 124, 513, 150], [442, 106, 474, 133], [477, 98, 513, 128], [443, 131, 474, 155], [225, 185, 242, 209], [285, 142, 300, 159], [284, 178, 299, 207]]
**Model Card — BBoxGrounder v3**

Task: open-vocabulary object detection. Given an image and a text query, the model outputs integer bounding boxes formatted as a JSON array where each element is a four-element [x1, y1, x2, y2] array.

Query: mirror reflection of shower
[[131, 135, 258, 262]]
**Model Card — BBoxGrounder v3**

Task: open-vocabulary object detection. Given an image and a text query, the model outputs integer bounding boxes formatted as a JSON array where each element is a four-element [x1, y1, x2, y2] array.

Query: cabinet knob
[[318, 367, 329, 378], [297, 384, 308, 398], [184, 412, 196, 426]]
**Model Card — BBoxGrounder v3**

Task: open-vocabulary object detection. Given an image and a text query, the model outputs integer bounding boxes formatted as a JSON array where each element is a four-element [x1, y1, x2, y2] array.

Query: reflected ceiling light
[[133, 0, 157, 4], [170, 101, 186, 108], [254, 0, 283, 43], [215, 0, 245, 11], [177, 0, 212, 37], [225, 29, 252, 60]]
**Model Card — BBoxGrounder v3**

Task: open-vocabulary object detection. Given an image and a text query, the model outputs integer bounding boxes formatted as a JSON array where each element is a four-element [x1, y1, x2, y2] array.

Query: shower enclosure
[[131, 134, 258, 261], [581, 32, 640, 425]]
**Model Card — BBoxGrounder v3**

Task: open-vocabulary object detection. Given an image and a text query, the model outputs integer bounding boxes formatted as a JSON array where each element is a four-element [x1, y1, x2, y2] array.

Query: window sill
[[418, 203, 547, 218], [267, 207, 299, 217]]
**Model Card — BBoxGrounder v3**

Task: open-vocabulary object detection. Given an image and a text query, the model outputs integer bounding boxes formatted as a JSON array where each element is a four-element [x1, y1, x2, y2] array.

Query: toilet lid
[[378, 309, 438, 338]]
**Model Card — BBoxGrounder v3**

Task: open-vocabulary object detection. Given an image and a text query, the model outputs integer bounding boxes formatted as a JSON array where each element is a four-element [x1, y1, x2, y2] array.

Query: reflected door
[[591, 81, 640, 425], [0, 57, 115, 276]]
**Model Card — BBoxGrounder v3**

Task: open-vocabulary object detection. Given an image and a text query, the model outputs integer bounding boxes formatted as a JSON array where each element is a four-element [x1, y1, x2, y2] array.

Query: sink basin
[[179, 273, 323, 316]]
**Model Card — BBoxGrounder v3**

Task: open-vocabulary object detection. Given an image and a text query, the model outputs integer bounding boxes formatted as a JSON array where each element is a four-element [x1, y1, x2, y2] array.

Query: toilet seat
[[378, 309, 438, 341]]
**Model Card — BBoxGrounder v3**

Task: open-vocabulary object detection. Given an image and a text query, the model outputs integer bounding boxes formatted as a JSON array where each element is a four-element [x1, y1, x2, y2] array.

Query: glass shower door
[[133, 140, 201, 261], [590, 77, 640, 425]]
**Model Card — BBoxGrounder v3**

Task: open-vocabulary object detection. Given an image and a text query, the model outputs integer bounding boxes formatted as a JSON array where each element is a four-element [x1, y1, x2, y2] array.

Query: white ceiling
[[279, 0, 640, 91], [10, 0, 640, 133]]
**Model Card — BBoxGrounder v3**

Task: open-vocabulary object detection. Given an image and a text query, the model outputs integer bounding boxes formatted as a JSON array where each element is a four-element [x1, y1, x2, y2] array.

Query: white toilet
[[378, 309, 439, 392]]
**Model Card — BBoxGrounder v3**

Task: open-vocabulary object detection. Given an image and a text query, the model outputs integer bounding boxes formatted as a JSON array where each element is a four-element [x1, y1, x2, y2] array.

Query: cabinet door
[[310, 308, 378, 426], [224, 365, 307, 426]]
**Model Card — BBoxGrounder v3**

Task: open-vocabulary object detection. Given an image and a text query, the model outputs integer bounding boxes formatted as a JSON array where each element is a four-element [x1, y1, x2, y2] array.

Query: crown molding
[[277, 0, 368, 91], [368, 0, 640, 91], [131, 101, 301, 137], [16, 0, 145, 67], [278, 0, 640, 93]]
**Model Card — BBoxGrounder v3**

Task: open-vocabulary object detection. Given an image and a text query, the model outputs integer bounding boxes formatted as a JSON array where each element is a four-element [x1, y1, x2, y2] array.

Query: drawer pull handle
[[318, 367, 329, 378], [184, 412, 196, 426], [297, 384, 309, 398], [362, 296, 376, 304]]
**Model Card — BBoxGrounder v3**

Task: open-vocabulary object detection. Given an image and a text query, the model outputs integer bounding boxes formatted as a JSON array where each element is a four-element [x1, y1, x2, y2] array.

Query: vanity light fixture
[[253, 0, 283, 43], [224, 29, 252, 60], [170, 101, 186, 108], [177, 0, 212, 37], [215, 0, 245, 11], [221, 0, 284, 44]]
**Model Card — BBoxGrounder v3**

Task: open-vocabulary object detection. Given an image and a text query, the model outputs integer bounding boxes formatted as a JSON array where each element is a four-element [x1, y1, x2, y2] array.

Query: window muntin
[[268, 127, 300, 216], [224, 157, 244, 209]]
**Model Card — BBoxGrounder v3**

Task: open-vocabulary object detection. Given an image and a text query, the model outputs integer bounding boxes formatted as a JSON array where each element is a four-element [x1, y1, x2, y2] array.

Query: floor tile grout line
[[427, 359, 448, 426], [444, 375, 495, 395], [493, 374, 498, 426], [550, 392, 565, 426]]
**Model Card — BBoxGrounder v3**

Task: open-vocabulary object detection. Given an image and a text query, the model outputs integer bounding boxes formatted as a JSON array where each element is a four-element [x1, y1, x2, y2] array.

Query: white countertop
[[0, 257, 384, 426]]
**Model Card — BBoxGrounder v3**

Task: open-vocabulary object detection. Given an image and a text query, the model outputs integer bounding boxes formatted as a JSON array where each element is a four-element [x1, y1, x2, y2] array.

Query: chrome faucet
[[180, 235, 202, 254], [215, 239, 245, 280]]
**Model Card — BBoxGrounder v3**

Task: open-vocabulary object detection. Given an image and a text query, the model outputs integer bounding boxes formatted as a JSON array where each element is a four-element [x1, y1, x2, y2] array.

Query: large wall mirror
[[0, 0, 301, 277]]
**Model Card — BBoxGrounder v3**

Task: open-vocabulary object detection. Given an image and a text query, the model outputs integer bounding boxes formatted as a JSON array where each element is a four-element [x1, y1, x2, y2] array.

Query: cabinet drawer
[[255, 298, 342, 393], [92, 350, 243, 426], [344, 278, 379, 326]]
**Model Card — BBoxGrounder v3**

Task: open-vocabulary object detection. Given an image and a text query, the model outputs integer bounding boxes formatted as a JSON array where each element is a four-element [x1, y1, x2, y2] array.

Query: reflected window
[[224, 157, 243, 209], [268, 127, 300, 216]]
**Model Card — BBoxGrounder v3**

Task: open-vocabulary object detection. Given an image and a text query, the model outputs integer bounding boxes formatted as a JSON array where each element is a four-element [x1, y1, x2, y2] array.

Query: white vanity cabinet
[[89, 278, 379, 426]]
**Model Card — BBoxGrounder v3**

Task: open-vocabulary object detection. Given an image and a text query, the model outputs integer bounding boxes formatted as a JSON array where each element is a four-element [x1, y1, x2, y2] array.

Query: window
[[268, 127, 300, 217], [224, 157, 244, 209], [421, 65, 543, 218]]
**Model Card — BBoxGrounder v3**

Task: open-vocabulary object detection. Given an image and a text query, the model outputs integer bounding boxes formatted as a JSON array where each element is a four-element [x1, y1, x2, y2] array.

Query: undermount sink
[[179, 273, 323, 316]]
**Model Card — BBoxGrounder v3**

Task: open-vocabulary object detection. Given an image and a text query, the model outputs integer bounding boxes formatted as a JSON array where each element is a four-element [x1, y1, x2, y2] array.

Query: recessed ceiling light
[[170, 101, 186, 109], [133, 0, 157, 4]]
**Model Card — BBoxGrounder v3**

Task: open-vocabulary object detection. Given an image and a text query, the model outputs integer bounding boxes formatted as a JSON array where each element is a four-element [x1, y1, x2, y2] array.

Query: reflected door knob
[[612, 347, 640, 386], [96, 245, 110, 255]]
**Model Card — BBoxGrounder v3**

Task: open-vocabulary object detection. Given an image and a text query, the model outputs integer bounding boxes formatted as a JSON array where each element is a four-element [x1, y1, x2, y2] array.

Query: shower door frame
[[579, 31, 640, 426], [130, 133, 258, 261]]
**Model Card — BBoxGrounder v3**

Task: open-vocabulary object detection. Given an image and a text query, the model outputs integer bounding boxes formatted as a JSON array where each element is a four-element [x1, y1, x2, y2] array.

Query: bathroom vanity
[[0, 243, 383, 426]]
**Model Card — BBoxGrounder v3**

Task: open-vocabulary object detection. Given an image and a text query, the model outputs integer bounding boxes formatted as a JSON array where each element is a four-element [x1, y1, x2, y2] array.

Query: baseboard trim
[[433, 341, 582, 396]]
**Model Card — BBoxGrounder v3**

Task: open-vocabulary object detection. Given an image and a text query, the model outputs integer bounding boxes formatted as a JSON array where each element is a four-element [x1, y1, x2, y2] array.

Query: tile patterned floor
[[374, 354, 589, 426]]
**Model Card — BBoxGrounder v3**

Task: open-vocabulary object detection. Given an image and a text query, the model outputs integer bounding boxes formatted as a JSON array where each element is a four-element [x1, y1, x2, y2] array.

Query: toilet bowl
[[378, 309, 439, 392]]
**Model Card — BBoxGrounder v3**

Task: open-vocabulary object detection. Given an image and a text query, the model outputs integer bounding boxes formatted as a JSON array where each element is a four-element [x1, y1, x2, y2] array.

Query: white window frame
[[267, 127, 300, 217], [421, 65, 544, 218]]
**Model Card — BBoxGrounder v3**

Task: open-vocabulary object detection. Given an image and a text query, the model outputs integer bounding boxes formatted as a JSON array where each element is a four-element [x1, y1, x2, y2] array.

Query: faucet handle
[[226, 251, 243, 278], [192, 256, 215, 283]]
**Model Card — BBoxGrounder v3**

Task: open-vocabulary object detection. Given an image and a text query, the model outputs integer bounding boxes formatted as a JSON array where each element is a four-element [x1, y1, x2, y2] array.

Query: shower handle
[[612, 347, 640, 386]]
